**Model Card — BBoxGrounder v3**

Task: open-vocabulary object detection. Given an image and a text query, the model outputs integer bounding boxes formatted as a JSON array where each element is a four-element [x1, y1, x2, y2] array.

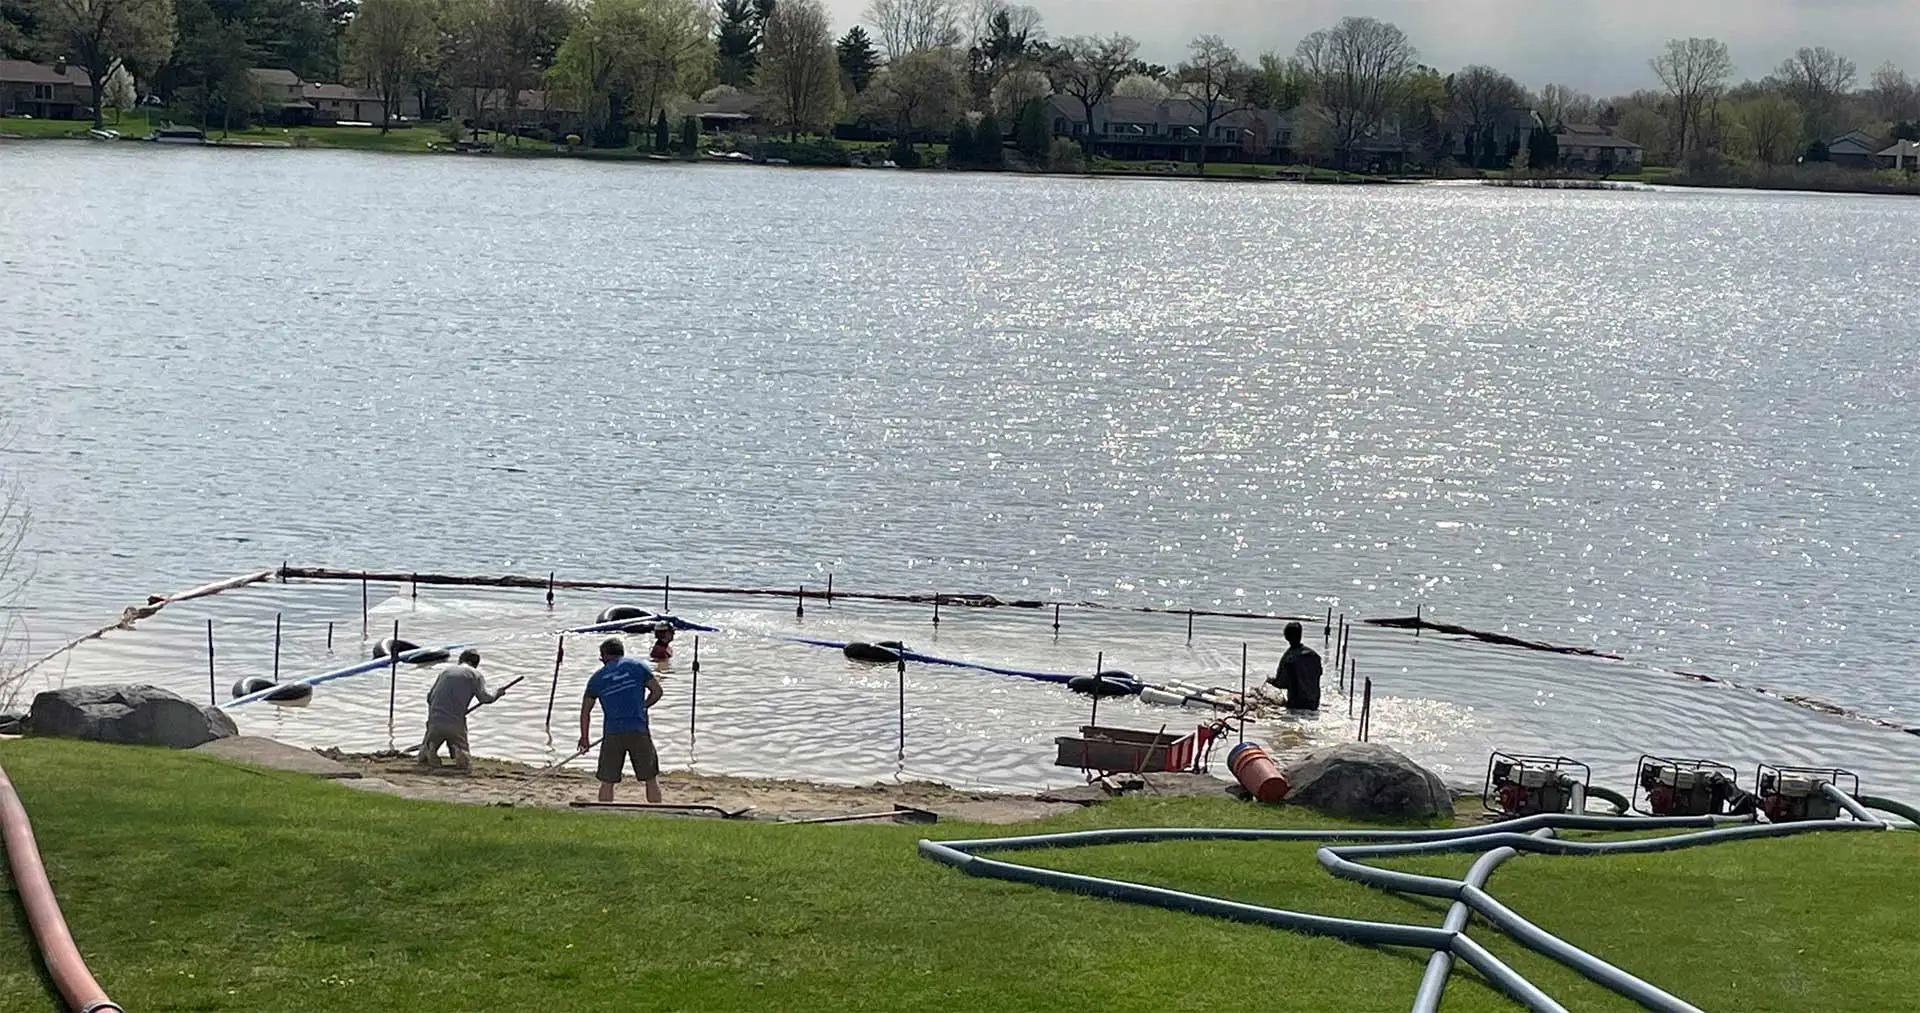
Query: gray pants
[[419, 721, 470, 769]]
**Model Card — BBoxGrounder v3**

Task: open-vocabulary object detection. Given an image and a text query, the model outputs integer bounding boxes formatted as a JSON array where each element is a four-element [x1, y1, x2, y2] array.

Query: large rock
[[27, 685, 238, 749], [1281, 742, 1450, 821]]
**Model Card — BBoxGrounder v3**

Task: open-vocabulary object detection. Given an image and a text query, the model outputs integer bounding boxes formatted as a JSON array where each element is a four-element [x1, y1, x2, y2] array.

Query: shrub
[[1046, 137, 1086, 173], [752, 138, 854, 166], [890, 139, 923, 168]]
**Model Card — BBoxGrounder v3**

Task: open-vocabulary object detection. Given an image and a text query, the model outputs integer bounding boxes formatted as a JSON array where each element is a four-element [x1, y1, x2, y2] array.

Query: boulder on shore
[[0, 712, 24, 735], [1280, 742, 1450, 821], [27, 685, 238, 749]]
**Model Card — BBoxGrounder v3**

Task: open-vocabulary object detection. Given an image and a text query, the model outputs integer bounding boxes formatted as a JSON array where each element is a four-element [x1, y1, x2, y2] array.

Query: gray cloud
[[821, 0, 1920, 95]]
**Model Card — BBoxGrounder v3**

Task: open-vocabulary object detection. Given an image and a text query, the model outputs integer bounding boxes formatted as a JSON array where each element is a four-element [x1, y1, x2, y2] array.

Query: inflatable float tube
[[1068, 674, 1143, 697], [374, 638, 449, 664], [1138, 686, 1187, 707], [597, 605, 654, 624], [230, 677, 313, 704], [844, 641, 906, 663]]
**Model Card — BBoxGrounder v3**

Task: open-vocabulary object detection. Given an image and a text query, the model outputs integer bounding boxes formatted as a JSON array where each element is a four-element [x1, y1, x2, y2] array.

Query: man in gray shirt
[[419, 649, 500, 772]]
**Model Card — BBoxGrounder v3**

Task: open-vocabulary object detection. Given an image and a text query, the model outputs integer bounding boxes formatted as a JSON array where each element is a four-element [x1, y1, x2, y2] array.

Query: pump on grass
[[1755, 764, 1859, 823], [1632, 755, 1747, 817], [1483, 752, 1589, 817]]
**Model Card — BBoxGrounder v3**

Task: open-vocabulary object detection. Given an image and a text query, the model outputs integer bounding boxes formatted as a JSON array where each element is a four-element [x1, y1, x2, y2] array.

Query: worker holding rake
[[580, 638, 666, 803]]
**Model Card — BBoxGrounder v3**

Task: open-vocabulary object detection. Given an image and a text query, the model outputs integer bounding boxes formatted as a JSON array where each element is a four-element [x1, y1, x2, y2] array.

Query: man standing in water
[[420, 649, 500, 772], [580, 638, 665, 803], [1268, 622, 1323, 711]]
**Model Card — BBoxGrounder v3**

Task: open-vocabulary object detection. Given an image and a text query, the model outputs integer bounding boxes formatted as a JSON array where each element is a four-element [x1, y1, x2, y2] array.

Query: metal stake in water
[[663, 574, 671, 614], [690, 636, 700, 749], [544, 636, 565, 729], [546, 571, 555, 610], [1052, 603, 1061, 636], [1415, 603, 1423, 636], [272, 612, 282, 683], [205, 619, 216, 705], [796, 585, 805, 619], [1186, 609, 1194, 644], [326, 620, 334, 652], [932, 592, 940, 629], [1324, 606, 1332, 644], [1090, 651, 1104, 729], [387, 619, 400, 729], [896, 652, 906, 763], [361, 578, 369, 639], [1238, 642, 1248, 745], [826, 572, 833, 607]]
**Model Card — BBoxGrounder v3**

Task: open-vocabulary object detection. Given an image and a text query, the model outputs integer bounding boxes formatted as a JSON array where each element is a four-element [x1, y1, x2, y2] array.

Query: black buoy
[[843, 641, 906, 663], [374, 638, 447, 664], [1068, 673, 1144, 698], [264, 683, 313, 705], [231, 677, 275, 699], [598, 605, 654, 624]]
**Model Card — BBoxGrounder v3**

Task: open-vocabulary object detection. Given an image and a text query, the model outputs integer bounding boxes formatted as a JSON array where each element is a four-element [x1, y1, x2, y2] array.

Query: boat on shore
[[148, 125, 206, 144]]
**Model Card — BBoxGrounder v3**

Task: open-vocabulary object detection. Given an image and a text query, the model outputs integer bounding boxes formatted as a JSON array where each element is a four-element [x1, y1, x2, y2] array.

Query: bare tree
[[1111, 72, 1165, 100], [759, 0, 842, 140], [988, 64, 1048, 119], [37, 0, 176, 129], [1772, 45, 1856, 139], [1294, 15, 1416, 167], [1532, 82, 1597, 126], [1650, 37, 1732, 158], [1868, 62, 1920, 124], [1447, 63, 1524, 155], [1247, 51, 1308, 111], [863, 0, 959, 61], [0, 448, 28, 712], [1045, 32, 1136, 144], [1176, 34, 1248, 175], [348, 0, 437, 133]]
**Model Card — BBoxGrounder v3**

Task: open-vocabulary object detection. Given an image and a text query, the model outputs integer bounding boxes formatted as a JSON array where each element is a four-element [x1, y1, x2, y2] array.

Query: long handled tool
[[402, 677, 526, 756], [502, 737, 603, 805]]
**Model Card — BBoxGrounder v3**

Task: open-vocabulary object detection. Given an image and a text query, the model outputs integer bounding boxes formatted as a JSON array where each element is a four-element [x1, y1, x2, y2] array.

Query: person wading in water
[[1267, 622, 1323, 711], [580, 638, 665, 803]]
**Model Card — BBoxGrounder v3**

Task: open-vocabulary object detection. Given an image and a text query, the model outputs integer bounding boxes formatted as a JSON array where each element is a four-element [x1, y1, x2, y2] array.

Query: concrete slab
[[194, 736, 361, 779]]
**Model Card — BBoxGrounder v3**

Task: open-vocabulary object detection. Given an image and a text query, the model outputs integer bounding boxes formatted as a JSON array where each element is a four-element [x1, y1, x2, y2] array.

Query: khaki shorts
[[597, 731, 660, 783]]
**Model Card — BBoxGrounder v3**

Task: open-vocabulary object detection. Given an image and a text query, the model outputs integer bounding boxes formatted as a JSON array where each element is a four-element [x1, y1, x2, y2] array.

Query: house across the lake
[[0, 58, 92, 120], [1047, 95, 1290, 164], [1825, 130, 1883, 169], [1552, 122, 1645, 173]]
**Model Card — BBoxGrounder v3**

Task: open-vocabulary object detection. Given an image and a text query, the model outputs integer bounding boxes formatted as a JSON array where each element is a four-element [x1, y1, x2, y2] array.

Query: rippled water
[[3, 145, 1918, 797]]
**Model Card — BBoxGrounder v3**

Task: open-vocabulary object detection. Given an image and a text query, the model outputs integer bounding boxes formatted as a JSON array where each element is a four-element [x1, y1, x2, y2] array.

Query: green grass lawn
[[0, 111, 446, 152], [0, 740, 1913, 1012]]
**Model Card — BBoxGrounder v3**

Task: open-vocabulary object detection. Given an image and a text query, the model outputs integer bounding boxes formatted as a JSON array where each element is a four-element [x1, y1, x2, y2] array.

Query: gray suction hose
[[918, 780, 1907, 1013], [1860, 795, 1920, 827]]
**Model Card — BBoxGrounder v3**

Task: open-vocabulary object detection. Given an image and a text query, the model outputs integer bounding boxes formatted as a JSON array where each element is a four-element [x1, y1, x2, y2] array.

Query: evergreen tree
[[947, 117, 974, 167], [835, 26, 877, 92], [1015, 97, 1049, 160], [656, 110, 671, 151], [715, 0, 765, 86], [974, 111, 1004, 168], [680, 114, 699, 153], [1527, 127, 1558, 169]]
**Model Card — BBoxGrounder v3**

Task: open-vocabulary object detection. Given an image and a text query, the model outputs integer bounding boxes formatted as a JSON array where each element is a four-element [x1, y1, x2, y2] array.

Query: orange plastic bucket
[[1228, 742, 1290, 803]]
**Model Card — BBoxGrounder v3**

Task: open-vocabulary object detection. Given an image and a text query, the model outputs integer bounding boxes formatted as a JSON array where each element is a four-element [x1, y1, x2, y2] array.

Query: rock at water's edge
[[27, 685, 238, 749], [1280, 742, 1450, 821], [0, 713, 24, 736]]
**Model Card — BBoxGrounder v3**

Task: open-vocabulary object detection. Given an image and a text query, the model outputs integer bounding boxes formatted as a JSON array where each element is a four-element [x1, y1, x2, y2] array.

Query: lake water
[[3, 144, 1918, 799]]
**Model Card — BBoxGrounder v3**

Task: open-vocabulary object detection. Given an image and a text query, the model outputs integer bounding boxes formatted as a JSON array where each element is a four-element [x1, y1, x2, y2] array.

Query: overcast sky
[[821, 0, 1920, 96]]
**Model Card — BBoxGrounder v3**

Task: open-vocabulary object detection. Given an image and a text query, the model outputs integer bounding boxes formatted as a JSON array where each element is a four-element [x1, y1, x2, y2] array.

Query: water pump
[[1632, 756, 1746, 817], [1483, 752, 1589, 817], [1754, 764, 1858, 823]]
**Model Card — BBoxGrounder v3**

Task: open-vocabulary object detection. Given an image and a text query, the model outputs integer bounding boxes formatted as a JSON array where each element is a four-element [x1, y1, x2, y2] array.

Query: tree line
[[6, 0, 1918, 167]]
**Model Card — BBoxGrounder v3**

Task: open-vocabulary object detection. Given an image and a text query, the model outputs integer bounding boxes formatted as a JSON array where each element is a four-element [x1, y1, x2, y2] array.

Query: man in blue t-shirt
[[579, 638, 666, 803]]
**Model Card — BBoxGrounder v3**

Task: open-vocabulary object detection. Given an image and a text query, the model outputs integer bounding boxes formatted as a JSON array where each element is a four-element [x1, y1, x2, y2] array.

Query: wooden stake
[[544, 636, 565, 728], [272, 612, 282, 683], [205, 620, 216, 705]]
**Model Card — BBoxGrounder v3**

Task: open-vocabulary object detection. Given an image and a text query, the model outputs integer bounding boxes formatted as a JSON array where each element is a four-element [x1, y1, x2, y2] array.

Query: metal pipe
[[205, 619, 216, 706], [1238, 643, 1247, 745], [272, 612, 282, 683], [546, 571, 555, 609], [360, 577, 368, 639], [796, 585, 805, 619], [544, 637, 565, 728], [387, 620, 400, 728], [690, 636, 700, 749], [896, 653, 906, 762], [0, 760, 123, 1013], [1089, 651, 1103, 729]]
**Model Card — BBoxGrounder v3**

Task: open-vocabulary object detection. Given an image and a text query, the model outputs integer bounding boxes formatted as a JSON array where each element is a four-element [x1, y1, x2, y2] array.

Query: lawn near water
[[0, 739, 1914, 1012]]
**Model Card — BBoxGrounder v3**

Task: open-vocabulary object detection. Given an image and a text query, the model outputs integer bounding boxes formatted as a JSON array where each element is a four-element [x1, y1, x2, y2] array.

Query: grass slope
[[0, 739, 1912, 1012], [0, 113, 443, 152]]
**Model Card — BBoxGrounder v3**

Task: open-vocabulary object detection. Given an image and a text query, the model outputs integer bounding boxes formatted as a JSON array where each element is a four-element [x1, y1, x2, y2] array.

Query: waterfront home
[[1451, 106, 1542, 165], [1046, 95, 1291, 164], [1825, 130, 1883, 169], [450, 88, 576, 138], [1880, 139, 1920, 170], [303, 82, 419, 127], [684, 89, 763, 135], [247, 68, 314, 125], [1551, 122, 1646, 173], [0, 58, 91, 120]]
